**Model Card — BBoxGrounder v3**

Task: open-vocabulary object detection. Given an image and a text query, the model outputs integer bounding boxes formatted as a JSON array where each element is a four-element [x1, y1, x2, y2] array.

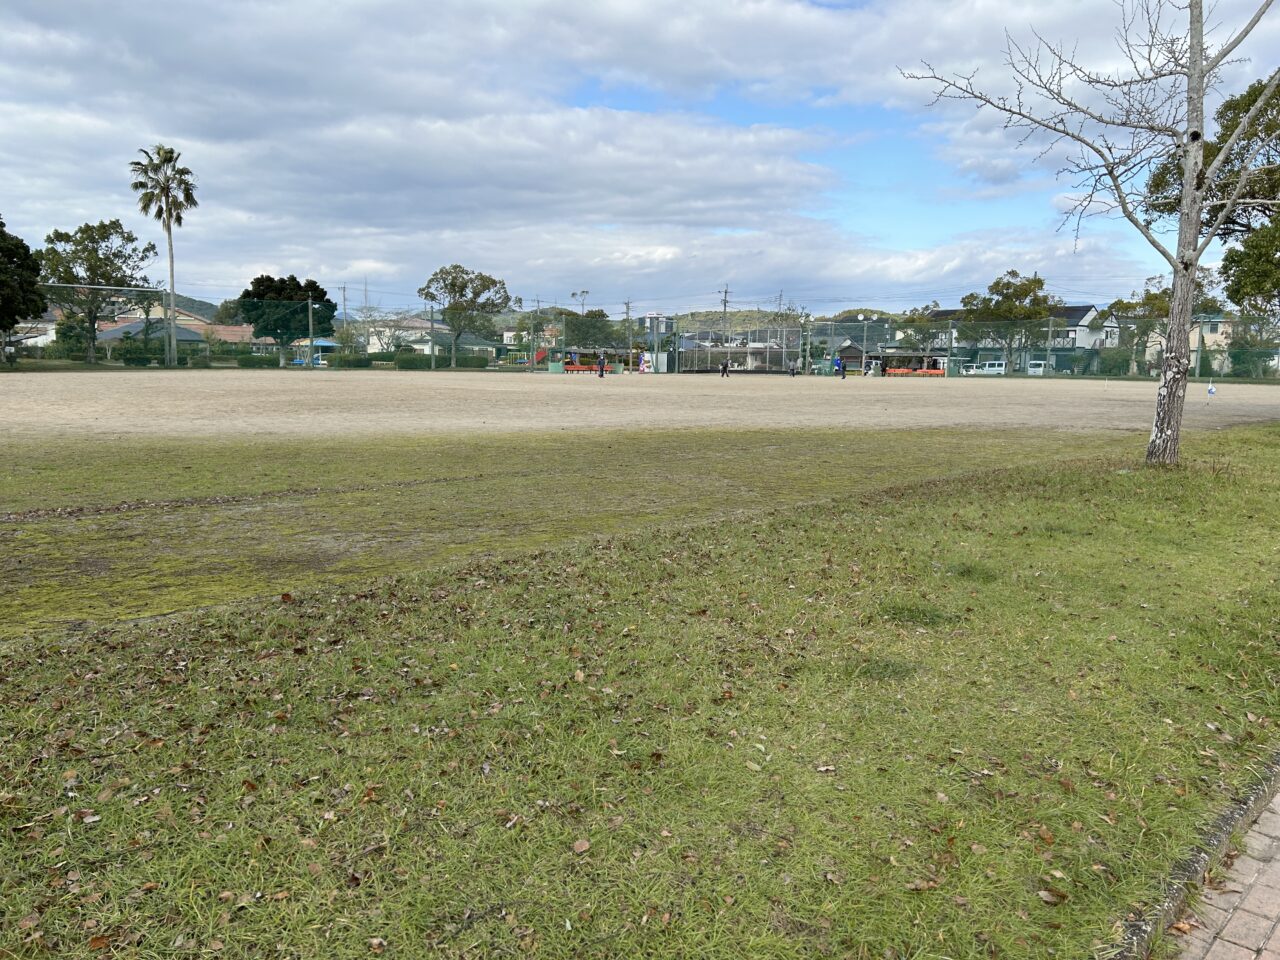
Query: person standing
[[839, 356, 846, 380], [597, 353, 606, 378], [720, 359, 729, 378], [787, 358, 797, 377]]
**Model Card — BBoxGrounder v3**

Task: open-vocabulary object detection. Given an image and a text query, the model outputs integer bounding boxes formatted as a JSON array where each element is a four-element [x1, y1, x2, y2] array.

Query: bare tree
[[906, 0, 1279, 464]]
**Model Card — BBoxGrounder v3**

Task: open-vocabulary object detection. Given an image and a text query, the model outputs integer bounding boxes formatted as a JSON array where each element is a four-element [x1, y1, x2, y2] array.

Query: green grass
[[0, 428, 1132, 638], [3, 425, 1279, 958]]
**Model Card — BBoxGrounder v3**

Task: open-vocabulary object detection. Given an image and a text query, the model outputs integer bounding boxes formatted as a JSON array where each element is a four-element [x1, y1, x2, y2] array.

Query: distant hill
[[172, 293, 217, 320]]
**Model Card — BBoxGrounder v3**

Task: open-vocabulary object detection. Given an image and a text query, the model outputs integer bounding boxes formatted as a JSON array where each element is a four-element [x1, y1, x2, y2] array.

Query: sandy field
[[2, 369, 1277, 439]]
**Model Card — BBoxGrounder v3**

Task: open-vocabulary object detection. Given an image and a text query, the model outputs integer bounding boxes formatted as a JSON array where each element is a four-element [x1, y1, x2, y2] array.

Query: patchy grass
[[2, 425, 1279, 958], [0, 428, 1132, 638]]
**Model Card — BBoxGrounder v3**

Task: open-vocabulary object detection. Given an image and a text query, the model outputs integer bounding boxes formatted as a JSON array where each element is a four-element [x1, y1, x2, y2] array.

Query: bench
[[564, 363, 610, 373]]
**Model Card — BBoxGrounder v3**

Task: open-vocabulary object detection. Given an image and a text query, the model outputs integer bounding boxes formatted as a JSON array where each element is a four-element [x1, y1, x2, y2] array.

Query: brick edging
[[1109, 750, 1280, 959]]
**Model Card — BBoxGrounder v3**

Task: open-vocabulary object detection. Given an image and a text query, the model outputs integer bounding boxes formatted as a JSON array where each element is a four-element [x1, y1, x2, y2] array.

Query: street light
[[570, 290, 589, 363]]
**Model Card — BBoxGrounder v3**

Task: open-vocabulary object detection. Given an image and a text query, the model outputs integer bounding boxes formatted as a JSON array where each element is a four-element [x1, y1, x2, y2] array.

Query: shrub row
[[236, 354, 279, 368], [394, 353, 489, 370], [328, 354, 373, 368]]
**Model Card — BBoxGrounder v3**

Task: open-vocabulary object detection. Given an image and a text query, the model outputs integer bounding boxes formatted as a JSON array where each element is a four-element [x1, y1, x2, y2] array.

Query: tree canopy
[[959, 272, 1060, 364], [39, 219, 156, 363], [418, 264, 516, 367], [237, 275, 336, 359], [566, 308, 616, 349], [1148, 78, 1280, 243], [1223, 221, 1280, 320], [0, 216, 47, 346]]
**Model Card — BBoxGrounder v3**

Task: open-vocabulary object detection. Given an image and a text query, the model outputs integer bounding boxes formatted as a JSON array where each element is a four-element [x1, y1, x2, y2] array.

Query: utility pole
[[721, 285, 730, 371], [624, 298, 633, 371], [860, 314, 868, 374], [946, 315, 954, 377], [307, 297, 314, 369]]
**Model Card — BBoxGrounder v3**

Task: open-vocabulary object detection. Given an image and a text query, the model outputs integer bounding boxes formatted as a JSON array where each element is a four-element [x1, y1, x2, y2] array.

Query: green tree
[[417, 265, 516, 368], [1109, 282, 1170, 376], [567, 308, 616, 349], [129, 144, 198, 367], [898, 301, 945, 364], [237, 275, 336, 365], [959, 272, 1059, 367], [1222, 220, 1280, 320], [1222, 221, 1280, 376], [212, 299, 244, 325], [39, 220, 156, 364], [0, 216, 47, 363], [1149, 78, 1280, 244]]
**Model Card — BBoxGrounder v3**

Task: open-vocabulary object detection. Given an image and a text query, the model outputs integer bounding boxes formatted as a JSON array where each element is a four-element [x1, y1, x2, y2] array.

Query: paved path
[[1176, 798, 1280, 959]]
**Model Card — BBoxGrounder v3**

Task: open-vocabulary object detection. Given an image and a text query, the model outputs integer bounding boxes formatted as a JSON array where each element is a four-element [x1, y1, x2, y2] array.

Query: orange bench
[[564, 363, 608, 373]]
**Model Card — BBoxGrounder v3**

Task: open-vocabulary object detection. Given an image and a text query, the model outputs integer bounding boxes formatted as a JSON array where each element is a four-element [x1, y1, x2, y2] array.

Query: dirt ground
[[3, 369, 1277, 439]]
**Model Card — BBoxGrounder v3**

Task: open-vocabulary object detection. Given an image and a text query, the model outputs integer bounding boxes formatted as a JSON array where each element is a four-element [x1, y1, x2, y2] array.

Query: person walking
[[788, 358, 797, 378], [597, 353, 607, 378], [720, 359, 729, 378]]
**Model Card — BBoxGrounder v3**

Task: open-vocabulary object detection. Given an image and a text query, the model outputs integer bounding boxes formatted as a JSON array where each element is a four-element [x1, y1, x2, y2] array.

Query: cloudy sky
[[2, 0, 1276, 317]]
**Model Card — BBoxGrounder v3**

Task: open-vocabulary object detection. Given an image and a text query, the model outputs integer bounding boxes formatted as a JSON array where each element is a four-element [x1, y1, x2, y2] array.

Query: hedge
[[394, 353, 489, 370], [237, 354, 279, 368], [329, 354, 373, 368]]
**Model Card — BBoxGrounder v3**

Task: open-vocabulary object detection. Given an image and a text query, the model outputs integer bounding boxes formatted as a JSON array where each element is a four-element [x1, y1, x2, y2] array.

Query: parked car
[[1026, 360, 1047, 376], [977, 361, 1007, 376], [961, 363, 979, 376]]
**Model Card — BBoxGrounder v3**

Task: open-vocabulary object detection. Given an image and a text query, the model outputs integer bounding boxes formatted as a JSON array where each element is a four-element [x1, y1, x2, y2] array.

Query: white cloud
[[1, 0, 1274, 311]]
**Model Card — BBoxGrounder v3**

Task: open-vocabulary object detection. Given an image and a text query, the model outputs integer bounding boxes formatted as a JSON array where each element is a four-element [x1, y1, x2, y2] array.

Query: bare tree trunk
[[166, 219, 177, 368], [1146, 0, 1207, 466]]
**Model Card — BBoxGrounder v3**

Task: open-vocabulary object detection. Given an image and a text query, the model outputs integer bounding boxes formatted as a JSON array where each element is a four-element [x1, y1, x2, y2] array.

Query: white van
[[1026, 360, 1047, 376], [977, 361, 1007, 376]]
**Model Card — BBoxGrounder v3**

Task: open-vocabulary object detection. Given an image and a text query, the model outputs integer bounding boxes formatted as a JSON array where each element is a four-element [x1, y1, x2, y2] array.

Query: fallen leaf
[[1037, 889, 1067, 906], [1170, 921, 1193, 935], [572, 839, 591, 854], [18, 914, 40, 930], [368, 937, 387, 954], [88, 934, 111, 950]]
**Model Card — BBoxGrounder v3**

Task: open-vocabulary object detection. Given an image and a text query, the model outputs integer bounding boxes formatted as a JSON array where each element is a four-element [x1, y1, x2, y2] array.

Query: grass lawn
[[1, 428, 1132, 639], [3, 424, 1279, 958]]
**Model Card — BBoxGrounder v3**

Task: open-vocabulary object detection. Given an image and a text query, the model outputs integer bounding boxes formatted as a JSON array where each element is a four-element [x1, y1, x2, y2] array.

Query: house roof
[[201, 324, 258, 343], [98, 320, 206, 342]]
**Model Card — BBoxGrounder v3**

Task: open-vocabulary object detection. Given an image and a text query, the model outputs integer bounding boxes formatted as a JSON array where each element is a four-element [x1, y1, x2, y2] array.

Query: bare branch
[[1206, 0, 1277, 71], [1202, 67, 1280, 183]]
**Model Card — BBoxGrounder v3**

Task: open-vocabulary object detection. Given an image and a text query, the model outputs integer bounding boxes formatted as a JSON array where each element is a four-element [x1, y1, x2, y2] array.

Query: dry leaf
[[572, 838, 591, 854]]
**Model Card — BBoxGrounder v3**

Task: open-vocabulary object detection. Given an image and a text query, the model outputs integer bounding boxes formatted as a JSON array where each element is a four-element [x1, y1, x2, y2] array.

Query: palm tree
[[129, 145, 198, 367]]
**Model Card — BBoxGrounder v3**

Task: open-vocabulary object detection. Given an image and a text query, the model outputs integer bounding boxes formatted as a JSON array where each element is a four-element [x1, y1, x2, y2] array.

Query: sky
[[2, 0, 1276, 318]]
